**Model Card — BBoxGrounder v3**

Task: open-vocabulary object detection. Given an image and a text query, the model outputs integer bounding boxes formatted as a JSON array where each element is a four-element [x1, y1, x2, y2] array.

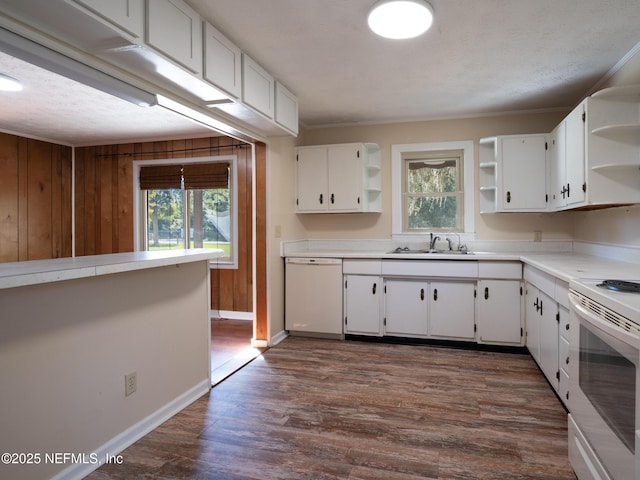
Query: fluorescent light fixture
[[0, 27, 157, 106], [0, 72, 23, 91], [157, 94, 229, 133], [368, 0, 434, 39]]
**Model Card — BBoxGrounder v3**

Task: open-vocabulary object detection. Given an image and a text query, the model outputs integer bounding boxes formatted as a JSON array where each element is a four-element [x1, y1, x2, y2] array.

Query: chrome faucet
[[429, 233, 440, 250]]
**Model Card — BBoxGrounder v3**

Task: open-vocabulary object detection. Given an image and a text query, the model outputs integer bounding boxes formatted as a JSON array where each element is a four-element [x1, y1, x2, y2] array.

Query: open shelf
[[591, 124, 640, 145], [590, 85, 640, 102]]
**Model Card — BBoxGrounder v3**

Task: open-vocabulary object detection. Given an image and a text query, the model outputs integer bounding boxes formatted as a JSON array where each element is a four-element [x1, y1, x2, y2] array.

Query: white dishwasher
[[285, 257, 343, 337]]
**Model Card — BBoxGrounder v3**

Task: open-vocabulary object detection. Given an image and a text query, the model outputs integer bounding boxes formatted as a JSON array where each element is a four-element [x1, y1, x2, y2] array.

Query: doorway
[[210, 317, 265, 385]]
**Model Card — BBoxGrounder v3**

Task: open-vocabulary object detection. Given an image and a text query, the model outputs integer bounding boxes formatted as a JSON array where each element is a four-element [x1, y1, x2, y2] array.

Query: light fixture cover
[[0, 73, 23, 91], [368, 0, 434, 39]]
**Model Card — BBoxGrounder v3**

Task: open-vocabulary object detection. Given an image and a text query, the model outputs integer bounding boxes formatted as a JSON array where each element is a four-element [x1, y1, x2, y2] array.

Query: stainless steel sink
[[387, 248, 473, 255]]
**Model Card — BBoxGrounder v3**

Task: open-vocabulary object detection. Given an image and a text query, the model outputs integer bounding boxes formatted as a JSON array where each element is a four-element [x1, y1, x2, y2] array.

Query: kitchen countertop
[[0, 249, 224, 290], [283, 249, 640, 284]]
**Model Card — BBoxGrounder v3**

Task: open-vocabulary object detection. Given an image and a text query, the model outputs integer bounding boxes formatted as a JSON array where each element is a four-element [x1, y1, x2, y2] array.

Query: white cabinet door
[[69, 0, 143, 38], [328, 144, 363, 211], [147, 0, 202, 73], [344, 275, 382, 336], [384, 280, 428, 337], [275, 82, 299, 135], [429, 281, 476, 340], [296, 147, 328, 212], [538, 289, 559, 391], [477, 280, 523, 345], [203, 22, 242, 99], [564, 101, 586, 206], [525, 284, 541, 362], [242, 54, 274, 119], [501, 135, 547, 211], [549, 121, 566, 210]]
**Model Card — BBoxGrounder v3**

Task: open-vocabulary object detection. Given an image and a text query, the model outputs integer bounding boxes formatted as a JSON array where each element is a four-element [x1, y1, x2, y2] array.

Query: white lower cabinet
[[340, 260, 524, 347], [524, 265, 570, 408], [344, 274, 383, 336], [429, 281, 476, 340], [476, 280, 523, 345], [383, 280, 428, 337], [384, 279, 475, 340]]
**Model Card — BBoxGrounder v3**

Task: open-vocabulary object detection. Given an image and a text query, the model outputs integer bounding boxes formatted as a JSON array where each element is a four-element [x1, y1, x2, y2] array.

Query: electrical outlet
[[534, 230, 542, 242], [125, 371, 137, 397]]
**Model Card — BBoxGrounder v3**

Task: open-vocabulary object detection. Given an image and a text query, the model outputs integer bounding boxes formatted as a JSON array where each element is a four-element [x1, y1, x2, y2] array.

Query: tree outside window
[[403, 150, 464, 232]]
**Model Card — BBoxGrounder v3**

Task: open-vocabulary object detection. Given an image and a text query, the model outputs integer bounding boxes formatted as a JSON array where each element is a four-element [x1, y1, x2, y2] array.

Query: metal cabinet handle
[[331, 193, 335, 204], [484, 287, 489, 300], [566, 323, 570, 331], [539, 300, 543, 315], [534, 298, 539, 311], [566, 183, 570, 198], [433, 288, 438, 301], [372, 282, 377, 295], [420, 288, 424, 301], [506, 191, 511, 203], [566, 356, 570, 365], [319, 193, 323, 204]]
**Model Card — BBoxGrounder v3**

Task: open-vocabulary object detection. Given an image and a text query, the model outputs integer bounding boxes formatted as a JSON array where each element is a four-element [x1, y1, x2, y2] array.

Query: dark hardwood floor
[[87, 337, 576, 480]]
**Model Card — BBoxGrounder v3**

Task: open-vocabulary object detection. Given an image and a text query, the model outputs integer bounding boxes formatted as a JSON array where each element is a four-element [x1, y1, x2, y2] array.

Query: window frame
[[392, 141, 475, 240], [133, 155, 238, 269], [402, 150, 464, 232]]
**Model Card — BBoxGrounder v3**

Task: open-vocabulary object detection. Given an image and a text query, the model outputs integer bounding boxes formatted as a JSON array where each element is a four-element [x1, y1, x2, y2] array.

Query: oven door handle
[[569, 291, 640, 346]]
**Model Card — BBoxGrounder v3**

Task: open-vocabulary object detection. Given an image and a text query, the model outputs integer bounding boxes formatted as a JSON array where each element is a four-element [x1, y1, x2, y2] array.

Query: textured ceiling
[[0, 51, 217, 146], [1, 0, 640, 145], [188, 0, 640, 127]]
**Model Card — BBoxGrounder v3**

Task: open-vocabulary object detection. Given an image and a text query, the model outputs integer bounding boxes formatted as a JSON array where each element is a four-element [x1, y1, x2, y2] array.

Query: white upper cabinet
[[146, 0, 202, 73], [549, 87, 640, 210], [203, 22, 242, 99], [242, 54, 275, 119], [67, 0, 144, 38], [275, 82, 299, 135], [479, 134, 548, 213], [295, 143, 381, 213], [548, 120, 568, 210], [562, 100, 587, 207]]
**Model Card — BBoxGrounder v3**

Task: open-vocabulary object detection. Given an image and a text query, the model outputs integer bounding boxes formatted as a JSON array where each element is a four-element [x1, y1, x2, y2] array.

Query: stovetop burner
[[597, 280, 640, 293]]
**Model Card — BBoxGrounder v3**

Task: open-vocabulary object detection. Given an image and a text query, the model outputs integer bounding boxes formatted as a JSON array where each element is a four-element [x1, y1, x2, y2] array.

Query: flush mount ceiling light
[[0, 73, 23, 91], [367, 0, 434, 39]]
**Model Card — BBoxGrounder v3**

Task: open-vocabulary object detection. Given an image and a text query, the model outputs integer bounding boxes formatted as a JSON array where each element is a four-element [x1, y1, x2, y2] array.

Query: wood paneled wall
[[75, 136, 253, 313], [0, 132, 72, 262]]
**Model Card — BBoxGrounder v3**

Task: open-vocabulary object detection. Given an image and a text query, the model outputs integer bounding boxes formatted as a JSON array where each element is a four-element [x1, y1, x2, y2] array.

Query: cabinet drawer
[[478, 261, 522, 279], [343, 260, 382, 275], [382, 260, 478, 278], [523, 265, 555, 296]]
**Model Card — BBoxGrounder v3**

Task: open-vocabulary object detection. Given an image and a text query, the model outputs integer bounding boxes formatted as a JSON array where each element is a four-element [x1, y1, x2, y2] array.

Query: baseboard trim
[[270, 329, 289, 346], [211, 309, 254, 321], [53, 379, 211, 480]]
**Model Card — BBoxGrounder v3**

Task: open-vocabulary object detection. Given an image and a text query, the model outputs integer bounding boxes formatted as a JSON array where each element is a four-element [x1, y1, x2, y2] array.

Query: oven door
[[569, 291, 640, 480]]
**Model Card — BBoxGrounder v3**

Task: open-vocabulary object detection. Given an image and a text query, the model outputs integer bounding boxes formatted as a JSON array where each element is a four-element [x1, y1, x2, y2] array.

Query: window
[[134, 156, 237, 266], [403, 150, 463, 231], [392, 141, 474, 238]]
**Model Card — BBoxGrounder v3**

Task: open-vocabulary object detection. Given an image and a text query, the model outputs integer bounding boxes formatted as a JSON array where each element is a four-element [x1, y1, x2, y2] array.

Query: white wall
[[0, 262, 211, 480]]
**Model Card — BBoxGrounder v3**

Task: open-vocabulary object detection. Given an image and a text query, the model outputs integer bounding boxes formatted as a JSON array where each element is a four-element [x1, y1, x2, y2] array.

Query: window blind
[[139, 162, 229, 190], [138, 165, 182, 189], [183, 162, 229, 189]]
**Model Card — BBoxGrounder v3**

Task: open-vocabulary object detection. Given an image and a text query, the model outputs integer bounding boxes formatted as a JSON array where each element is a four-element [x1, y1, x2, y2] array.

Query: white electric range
[[567, 277, 640, 480]]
